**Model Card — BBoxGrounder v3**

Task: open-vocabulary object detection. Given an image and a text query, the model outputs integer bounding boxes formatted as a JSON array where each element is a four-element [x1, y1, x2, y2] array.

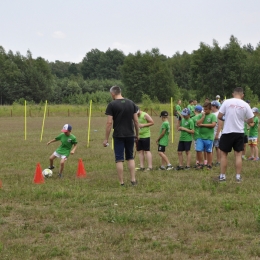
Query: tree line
[[0, 35, 259, 105]]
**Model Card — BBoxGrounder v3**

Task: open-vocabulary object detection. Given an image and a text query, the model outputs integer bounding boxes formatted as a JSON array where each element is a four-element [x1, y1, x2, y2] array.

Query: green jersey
[[138, 111, 150, 138], [175, 104, 182, 118], [55, 133, 77, 157], [159, 121, 170, 146], [197, 113, 217, 140], [188, 104, 195, 117], [249, 116, 259, 137], [191, 114, 201, 140], [180, 118, 194, 141], [244, 122, 249, 136]]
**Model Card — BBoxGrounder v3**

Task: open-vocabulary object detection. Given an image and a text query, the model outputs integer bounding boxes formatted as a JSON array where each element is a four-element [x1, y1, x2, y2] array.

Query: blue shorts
[[196, 139, 213, 153], [113, 137, 135, 162]]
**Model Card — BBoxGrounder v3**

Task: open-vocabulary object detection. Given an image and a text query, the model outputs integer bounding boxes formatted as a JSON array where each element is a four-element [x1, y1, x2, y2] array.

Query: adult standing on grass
[[136, 108, 154, 171], [218, 87, 254, 182], [47, 124, 77, 178], [103, 86, 139, 186]]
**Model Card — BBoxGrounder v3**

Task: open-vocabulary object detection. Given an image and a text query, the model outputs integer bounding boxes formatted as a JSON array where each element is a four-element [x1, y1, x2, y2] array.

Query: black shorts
[[219, 133, 244, 153], [244, 135, 248, 144], [137, 137, 150, 151], [158, 145, 166, 152], [178, 141, 192, 152]]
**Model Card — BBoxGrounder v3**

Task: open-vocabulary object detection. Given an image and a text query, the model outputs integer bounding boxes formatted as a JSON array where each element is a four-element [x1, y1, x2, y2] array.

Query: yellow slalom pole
[[87, 100, 92, 147], [24, 100, 27, 140], [171, 97, 174, 143], [40, 100, 48, 142]]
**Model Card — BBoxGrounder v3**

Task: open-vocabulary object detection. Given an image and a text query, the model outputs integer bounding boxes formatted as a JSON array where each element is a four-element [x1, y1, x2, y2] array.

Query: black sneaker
[[215, 162, 220, 167], [195, 164, 204, 170], [131, 180, 137, 186], [159, 166, 166, 170], [58, 173, 63, 178], [184, 166, 191, 170], [49, 166, 55, 170], [166, 165, 174, 170], [136, 167, 145, 171], [236, 178, 242, 183], [176, 166, 184, 171], [218, 175, 226, 182], [120, 183, 125, 186], [207, 165, 212, 170]]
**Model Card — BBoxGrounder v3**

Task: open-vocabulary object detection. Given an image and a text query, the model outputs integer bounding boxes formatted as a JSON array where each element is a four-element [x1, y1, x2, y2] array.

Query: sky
[[1, 0, 260, 63]]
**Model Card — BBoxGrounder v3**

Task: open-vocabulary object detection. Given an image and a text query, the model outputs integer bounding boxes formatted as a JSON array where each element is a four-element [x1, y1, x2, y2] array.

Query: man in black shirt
[[103, 86, 139, 186]]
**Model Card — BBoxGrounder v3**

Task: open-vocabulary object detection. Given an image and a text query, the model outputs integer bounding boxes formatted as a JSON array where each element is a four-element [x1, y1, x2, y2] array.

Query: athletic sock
[[220, 173, 226, 179]]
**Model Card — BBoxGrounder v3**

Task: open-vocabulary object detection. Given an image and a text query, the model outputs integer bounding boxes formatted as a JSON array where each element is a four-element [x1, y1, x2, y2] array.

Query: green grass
[[0, 115, 260, 259]]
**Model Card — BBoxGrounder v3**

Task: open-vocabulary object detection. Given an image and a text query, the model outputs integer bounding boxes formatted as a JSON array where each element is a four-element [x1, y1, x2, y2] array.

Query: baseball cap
[[252, 107, 259, 113], [61, 124, 72, 132], [216, 95, 220, 99], [195, 105, 203, 112], [160, 111, 168, 117], [181, 108, 190, 116], [211, 100, 220, 107]]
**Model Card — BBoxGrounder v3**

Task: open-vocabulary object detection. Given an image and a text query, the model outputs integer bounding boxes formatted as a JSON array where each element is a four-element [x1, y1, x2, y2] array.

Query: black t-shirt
[[105, 98, 138, 137]]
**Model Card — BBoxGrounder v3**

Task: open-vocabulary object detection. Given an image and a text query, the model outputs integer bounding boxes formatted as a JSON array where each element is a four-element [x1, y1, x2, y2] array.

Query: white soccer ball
[[42, 169, 53, 178]]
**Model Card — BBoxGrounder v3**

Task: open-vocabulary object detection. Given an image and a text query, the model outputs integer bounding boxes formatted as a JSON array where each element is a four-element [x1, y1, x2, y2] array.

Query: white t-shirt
[[213, 111, 222, 138], [219, 98, 254, 134]]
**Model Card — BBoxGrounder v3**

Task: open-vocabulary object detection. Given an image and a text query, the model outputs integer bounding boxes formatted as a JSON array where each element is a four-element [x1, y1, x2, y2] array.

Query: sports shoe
[[166, 165, 174, 170], [248, 157, 254, 160], [253, 157, 260, 161], [242, 155, 247, 160], [131, 180, 137, 186], [48, 166, 55, 170], [207, 165, 212, 170], [215, 162, 220, 166], [236, 178, 242, 183], [176, 166, 184, 171], [195, 164, 204, 170], [218, 175, 226, 182], [184, 166, 191, 170], [58, 173, 63, 178], [146, 168, 153, 171], [136, 167, 145, 171], [120, 183, 125, 186], [159, 166, 166, 170]]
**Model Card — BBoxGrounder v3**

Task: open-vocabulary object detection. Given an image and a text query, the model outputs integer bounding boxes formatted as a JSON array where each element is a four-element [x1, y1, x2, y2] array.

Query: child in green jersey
[[156, 111, 174, 170], [248, 107, 259, 161], [47, 124, 78, 178], [176, 108, 195, 170], [195, 102, 217, 170]]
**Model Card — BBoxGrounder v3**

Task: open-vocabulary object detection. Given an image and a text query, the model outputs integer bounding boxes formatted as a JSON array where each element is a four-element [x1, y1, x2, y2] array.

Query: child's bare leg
[[186, 151, 191, 167], [59, 158, 66, 174], [207, 152, 213, 166], [178, 151, 183, 166], [49, 154, 56, 168], [197, 151, 203, 164], [159, 152, 170, 166]]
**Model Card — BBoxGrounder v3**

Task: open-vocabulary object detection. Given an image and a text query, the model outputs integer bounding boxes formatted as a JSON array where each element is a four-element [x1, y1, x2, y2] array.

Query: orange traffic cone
[[76, 158, 87, 178], [33, 163, 45, 184]]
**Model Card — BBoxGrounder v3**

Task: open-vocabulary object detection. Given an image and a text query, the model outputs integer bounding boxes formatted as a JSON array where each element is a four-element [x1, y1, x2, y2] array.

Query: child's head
[[160, 111, 168, 120], [211, 100, 220, 112], [61, 124, 72, 135], [203, 102, 212, 115], [181, 108, 190, 119], [189, 100, 193, 105], [252, 107, 259, 116], [194, 105, 202, 114]]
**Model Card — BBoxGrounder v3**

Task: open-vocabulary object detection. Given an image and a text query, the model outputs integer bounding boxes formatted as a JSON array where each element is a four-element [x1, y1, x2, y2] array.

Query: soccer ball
[[42, 169, 53, 178]]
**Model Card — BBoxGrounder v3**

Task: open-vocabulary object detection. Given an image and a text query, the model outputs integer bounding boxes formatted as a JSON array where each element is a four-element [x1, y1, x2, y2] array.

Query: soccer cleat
[[131, 180, 137, 186], [176, 166, 184, 171], [166, 165, 174, 170], [159, 166, 166, 170], [48, 166, 55, 170], [218, 176, 226, 182]]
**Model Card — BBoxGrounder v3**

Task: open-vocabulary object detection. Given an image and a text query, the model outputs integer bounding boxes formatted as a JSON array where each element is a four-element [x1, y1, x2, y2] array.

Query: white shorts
[[53, 151, 67, 159]]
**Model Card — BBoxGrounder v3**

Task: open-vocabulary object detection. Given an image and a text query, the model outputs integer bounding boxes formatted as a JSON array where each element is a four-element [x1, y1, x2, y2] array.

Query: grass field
[[1, 115, 260, 259]]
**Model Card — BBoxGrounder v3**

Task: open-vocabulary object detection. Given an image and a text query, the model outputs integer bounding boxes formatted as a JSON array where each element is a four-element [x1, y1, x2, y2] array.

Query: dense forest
[[0, 35, 259, 105]]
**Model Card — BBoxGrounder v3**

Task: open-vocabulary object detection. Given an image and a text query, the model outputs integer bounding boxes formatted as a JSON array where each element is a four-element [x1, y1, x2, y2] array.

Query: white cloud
[[52, 31, 66, 39], [37, 32, 44, 37]]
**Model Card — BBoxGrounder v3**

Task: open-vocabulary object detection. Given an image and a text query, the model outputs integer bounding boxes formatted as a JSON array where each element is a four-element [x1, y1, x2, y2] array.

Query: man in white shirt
[[218, 87, 254, 182]]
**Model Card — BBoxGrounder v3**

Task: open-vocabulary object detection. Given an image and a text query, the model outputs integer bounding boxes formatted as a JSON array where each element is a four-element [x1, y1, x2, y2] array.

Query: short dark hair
[[110, 86, 121, 95], [203, 102, 211, 109], [233, 87, 243, 93], [189, 100, 193, 103]]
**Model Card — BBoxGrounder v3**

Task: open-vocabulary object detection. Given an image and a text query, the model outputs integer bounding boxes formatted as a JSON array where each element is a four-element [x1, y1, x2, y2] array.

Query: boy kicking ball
[[47, 124, 77, 178]]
